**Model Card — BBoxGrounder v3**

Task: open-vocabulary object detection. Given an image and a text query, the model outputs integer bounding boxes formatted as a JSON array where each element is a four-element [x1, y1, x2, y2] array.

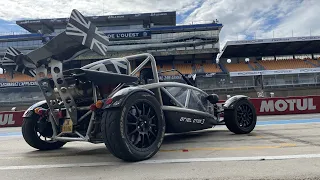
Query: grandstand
[[197, 36, 320, 98], [218, 37, 320, 71], [218, 36, 320, 70]]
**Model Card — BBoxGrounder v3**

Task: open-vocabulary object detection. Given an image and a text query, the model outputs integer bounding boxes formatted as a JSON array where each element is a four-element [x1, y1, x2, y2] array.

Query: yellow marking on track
[[160, 143, 296, 152]]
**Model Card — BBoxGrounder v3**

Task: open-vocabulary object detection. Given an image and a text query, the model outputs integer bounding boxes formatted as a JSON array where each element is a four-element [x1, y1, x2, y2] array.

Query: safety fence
[[1, 95, 320, 128]]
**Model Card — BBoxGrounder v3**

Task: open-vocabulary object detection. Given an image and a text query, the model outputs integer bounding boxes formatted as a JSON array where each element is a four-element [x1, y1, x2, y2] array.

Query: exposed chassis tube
[[48, 84, 98, 142]]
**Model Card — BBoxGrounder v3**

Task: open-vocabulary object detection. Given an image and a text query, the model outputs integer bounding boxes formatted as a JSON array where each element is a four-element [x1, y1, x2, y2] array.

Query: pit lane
[[1, 114, 320, 180]]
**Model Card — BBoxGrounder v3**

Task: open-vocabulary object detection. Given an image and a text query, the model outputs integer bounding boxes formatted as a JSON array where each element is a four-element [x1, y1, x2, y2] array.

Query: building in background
[[0, 11, 223, 109], [198, 37, 320, 98], [9, 11, 222, 71]]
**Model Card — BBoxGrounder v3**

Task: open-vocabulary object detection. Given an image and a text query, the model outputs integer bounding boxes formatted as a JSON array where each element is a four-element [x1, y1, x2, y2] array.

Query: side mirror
[[207, 94, 219, 104]]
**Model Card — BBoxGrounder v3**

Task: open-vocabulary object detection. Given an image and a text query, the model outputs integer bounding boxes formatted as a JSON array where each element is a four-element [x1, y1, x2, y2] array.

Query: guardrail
[[1, 95, 320, 128]]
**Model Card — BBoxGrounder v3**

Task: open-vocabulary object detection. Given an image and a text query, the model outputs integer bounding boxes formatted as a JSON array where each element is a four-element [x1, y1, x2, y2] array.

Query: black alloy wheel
[[126, 101, 159, 149], [224, 99, 257, 134], [236, 103, 254, 128], [101, 91, 166, 162]]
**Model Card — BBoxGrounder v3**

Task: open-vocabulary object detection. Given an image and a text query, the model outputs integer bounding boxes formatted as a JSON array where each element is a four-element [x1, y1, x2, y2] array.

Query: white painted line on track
[[139, 154, 320, 164], [0, 162, 124, 170], [258, 114, 320, 120], [256, 122, 320, 127], [1, 154, 320, 170]]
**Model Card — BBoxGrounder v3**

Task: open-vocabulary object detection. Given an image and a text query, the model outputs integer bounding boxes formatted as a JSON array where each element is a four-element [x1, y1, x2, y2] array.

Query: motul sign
[[0, 111, 24, 128], [252, 96, 320, 115], [0, 114, 15, 126], [260, 98, 317, 112], [218, 96, 320, 116]]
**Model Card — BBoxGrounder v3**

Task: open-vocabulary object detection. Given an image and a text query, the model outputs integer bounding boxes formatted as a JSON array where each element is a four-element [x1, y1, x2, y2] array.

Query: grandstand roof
[[219, 36, 320, 58], [16, 11, 176, 33]]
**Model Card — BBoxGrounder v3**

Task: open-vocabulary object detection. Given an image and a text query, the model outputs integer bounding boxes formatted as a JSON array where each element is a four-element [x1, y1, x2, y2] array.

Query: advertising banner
[[229, 68, 320, 77], [0, 111, 24, 128], [42, 31, 151, 42], [105, 31, 151, 40], [1, 96, 320, 128], [251, 96, 320, 115], [228, 36, 320, 46], [218, 95, 320, 116], [229, 71, 262, 77], [0, 81, 38, 88]]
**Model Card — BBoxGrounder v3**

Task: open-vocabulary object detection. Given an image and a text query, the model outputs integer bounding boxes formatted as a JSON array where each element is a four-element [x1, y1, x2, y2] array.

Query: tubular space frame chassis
[[36, 60, 96, 142], [36, 53, 217, 142], [35, 53, 157, 142]]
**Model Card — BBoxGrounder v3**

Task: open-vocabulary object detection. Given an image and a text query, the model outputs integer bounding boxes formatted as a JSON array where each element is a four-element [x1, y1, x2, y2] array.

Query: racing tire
[[22, 116, 66, 150], [101, 92, 166, 162], [224, 99, 257, 134]]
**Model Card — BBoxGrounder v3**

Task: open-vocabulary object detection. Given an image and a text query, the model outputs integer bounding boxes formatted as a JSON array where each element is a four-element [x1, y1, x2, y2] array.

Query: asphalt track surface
[[1, 114, 320, 180]]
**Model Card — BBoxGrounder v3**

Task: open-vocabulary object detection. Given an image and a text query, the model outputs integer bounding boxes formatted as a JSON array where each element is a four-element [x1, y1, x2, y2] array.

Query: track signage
[[229, 68, 320, 77], [0, 81, 38, 88], [0, 111, 24, 128], [1, 96, 320, 128], [259, 98, 317, 113], [216, 96, 320, 116], [105, 31, 151, 40]]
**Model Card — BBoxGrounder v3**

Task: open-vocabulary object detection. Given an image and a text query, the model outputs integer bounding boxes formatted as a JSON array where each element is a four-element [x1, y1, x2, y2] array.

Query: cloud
[[0, 0, 203, 20], [0, 0, 319, 51], [184, 0, 311, 48], [263, 0, 320, 39]]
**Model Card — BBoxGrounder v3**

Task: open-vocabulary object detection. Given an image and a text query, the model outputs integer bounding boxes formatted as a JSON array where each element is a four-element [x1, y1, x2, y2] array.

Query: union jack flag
[[0, 47, 36, 77], [66, 9, 109, 56]]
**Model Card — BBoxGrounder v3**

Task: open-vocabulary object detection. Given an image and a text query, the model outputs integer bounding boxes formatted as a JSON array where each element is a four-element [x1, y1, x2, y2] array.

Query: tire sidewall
[[22, 115, 66, 150], [119, 92, 166, 159]]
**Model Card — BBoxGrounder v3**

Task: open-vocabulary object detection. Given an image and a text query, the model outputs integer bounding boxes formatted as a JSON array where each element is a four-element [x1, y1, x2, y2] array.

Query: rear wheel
[[101, 92, 166, 162], [22, 115, 66, 150], [224, 99, 257, 134]]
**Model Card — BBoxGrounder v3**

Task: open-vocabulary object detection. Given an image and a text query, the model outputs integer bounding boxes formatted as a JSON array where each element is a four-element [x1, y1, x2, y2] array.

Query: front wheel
[[224, 99, 257, 134], [22, 115, 66, 150], [101, 92, 166, 162]]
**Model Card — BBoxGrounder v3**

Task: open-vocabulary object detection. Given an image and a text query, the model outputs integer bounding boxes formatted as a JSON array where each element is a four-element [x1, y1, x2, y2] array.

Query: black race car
[[0, 9, 257, 162]]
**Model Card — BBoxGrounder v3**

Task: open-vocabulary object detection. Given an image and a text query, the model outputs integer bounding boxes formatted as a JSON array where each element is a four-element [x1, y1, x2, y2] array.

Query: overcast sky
[[0, 0, 319, 48]]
